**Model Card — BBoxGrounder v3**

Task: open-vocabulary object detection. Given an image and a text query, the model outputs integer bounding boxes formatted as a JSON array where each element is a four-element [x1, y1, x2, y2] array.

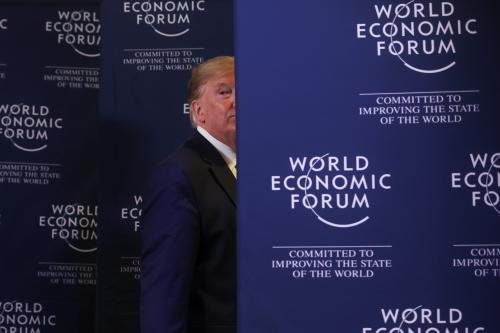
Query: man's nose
[[230, 91, 236, 108]]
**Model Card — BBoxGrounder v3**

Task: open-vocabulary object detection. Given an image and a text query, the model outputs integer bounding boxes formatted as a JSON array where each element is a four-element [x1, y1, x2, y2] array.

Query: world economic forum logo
[[271, 154, 392, 228], [451, 153, 500, 217], [39, 203, 98, 253], [362, 306, 487, 333], [0, 301, 57, 332], [45, 10, 101, 57], [123, 0, 206, 37], [356, 1, 478, 74], [0, 18, 7, 30], [0, 103, 63, 153]]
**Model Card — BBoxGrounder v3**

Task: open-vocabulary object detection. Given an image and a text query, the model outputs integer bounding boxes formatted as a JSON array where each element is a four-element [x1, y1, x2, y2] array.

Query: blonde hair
[[188, 56, 235, 127]]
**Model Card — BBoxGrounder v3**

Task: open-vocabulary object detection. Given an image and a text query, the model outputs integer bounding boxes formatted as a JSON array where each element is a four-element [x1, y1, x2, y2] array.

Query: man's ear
[[191, 100, 205, 124]]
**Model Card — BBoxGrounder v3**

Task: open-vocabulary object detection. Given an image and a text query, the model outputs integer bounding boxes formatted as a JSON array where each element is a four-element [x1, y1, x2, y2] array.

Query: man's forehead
[[196, 71, 234, 97], [207, 72, 235, 85]]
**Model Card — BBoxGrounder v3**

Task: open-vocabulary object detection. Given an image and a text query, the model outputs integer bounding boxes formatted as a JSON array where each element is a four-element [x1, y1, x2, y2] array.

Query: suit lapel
[[188, 131, 237, 206], [208, 161, 236, 207]]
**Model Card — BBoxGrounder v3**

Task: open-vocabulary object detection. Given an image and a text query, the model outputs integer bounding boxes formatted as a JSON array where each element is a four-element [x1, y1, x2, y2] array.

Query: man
[[141, 56, 237, 333]]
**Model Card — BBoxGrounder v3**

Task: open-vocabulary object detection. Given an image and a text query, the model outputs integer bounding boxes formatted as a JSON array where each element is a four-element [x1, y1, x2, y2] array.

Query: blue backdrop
[[236, 0, 499, 332], [0, 1, 233, 332], [0, 1, 99, 332], [2, 1, 498, 333]]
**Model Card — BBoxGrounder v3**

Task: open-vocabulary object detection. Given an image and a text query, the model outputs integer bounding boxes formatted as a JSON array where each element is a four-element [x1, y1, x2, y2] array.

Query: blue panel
[[236, 1, 500, 332]]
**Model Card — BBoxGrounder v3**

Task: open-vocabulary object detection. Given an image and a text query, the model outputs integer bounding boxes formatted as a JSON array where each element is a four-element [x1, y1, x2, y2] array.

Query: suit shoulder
[[150, 140, 205, 186], [159, 140, 203, 170]]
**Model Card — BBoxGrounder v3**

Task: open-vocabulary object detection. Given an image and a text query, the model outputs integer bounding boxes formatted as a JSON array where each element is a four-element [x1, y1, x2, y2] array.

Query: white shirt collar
[[197, 126, 236, 168]]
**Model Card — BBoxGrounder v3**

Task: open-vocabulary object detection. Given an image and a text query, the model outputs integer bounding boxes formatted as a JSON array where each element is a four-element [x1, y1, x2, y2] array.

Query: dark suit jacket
[[141, 131, 236, 333]]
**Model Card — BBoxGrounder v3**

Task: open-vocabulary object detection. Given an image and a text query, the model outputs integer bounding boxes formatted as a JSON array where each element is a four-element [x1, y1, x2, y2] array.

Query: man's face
[[193, 71, 236, 150]]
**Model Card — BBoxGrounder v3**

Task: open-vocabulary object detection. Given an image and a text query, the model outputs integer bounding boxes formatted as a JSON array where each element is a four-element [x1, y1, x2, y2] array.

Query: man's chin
[[227, 119, 236, 129]]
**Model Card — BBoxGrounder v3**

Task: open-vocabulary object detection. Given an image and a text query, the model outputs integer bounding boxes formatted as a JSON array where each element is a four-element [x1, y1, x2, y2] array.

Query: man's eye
[[218, 89, 231, 95]]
